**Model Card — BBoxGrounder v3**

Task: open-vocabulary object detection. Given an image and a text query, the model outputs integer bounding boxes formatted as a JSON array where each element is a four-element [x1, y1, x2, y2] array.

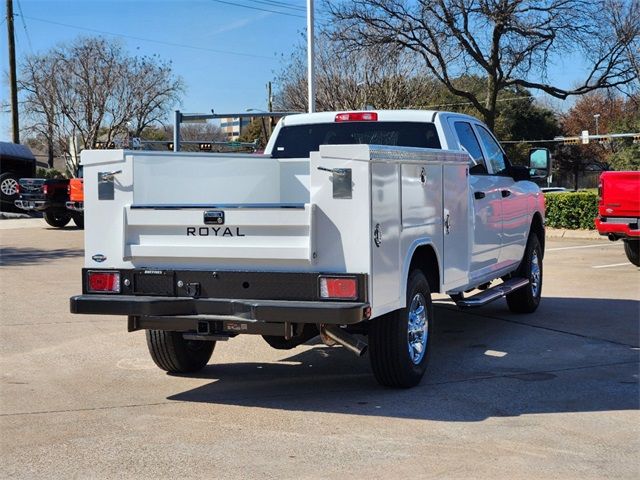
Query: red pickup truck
[[595, 171, 640, 266]]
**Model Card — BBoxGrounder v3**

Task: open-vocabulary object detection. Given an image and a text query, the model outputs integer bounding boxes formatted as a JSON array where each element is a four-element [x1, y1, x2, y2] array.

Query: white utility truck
[[70, 110, 549, 388]]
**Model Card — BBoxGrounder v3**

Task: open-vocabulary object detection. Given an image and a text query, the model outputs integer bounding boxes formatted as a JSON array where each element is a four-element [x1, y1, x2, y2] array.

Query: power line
[[22, 15, 276, 60], [15, 0, 33, 53], [246, 0, 306, 12], [209, 0, 305, 18]]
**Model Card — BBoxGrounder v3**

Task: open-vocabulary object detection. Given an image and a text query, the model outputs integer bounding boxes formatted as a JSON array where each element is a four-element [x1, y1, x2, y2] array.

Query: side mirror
[[528, 148, 551, 179]]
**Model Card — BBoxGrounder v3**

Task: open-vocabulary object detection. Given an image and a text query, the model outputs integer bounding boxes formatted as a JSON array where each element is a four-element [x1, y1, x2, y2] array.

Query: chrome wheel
[[407, 293, 429, 365], [1, 177, 18, 196], [530, 250, 541, 297]]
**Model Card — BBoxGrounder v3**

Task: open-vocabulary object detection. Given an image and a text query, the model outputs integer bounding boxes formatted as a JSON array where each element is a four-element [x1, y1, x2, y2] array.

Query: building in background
[[220, 117, 253, 141]]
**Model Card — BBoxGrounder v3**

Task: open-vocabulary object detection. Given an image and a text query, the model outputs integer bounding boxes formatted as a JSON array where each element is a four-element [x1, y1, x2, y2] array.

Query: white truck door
[[449, 120, 502, 278], [474, 124, 529, 267]]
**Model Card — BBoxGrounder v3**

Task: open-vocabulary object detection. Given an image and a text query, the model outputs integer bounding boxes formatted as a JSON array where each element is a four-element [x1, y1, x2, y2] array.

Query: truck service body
[[70, 110, 547, 387]]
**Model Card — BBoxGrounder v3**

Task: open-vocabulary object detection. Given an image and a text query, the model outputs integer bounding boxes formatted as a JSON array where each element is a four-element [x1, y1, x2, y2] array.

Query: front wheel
[[506, 234, 543, 313], [43, 211, 71, 228], [623, 239, 639, 267], [146, 330, 215, 373], [368, 270, 434, 388], [0, 173, 19, 203]]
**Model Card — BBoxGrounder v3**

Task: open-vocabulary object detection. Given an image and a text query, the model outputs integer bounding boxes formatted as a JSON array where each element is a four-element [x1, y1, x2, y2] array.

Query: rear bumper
[[595, 217, 640, 239], [14, 200, 47, 211], [66, 201, 84, 212], [70, 294, 369, 325]]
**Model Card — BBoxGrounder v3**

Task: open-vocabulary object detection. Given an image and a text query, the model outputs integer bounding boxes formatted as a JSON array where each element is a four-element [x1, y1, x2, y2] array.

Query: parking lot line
[[546, 243, 615, 252], [592, 262, 633, 269]]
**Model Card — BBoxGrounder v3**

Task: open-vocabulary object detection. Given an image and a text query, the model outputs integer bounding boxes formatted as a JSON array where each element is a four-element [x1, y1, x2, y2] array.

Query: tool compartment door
[[442, 163, 470, 289], [370, 162, 401, 315]]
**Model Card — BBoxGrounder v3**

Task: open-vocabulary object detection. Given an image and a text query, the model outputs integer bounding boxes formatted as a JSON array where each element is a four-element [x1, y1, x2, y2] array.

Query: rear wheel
[[623, 239, 639, 267], [506, 234, 543, 313], [43, 211, 71, 228], [368, 270, 434, 388], [146, 330, 215, 373]]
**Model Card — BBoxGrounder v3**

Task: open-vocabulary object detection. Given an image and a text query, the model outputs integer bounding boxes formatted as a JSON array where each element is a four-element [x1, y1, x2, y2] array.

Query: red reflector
[[320, 277, 357, 299], [335, 112, 378, 122], [87, 271, 120, 293]]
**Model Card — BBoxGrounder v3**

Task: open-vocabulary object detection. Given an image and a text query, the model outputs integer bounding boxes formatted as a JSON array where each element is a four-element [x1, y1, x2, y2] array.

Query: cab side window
[[476, 125, 508, 175], [454, 121, 487, 173]]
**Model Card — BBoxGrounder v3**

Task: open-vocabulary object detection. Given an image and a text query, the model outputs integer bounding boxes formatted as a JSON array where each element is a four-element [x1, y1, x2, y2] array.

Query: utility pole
[[307, 0, 315, 113], [6, 0, 20, 143], [267, 81, 273, 135]]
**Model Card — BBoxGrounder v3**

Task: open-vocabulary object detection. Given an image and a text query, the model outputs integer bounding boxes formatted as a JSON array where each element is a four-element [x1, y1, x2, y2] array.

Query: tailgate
[[124, 204, 315, 262], [601, 172, 640, 218]]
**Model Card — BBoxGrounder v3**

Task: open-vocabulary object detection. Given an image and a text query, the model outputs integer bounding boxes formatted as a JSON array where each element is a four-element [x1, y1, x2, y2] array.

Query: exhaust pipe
[[320, 325, 368, 357]]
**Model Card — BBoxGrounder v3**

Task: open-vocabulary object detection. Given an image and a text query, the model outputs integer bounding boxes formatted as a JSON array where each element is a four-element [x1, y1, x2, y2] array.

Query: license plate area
[[133, 270, 175, 296]]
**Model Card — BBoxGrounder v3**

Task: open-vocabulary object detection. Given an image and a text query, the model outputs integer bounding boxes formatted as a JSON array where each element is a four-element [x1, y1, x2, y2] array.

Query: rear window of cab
[[271, 121, 441, 159]]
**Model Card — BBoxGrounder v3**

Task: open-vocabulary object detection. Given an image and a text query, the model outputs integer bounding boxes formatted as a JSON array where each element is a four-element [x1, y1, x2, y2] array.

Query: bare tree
[[19, 36, 184, 174], [329, 0, 640, 129], [274, 32, 434, 111]]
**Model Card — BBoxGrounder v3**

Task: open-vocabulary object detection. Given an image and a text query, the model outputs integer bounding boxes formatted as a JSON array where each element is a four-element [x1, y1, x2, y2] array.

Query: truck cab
[[70, 110, 547, 388]]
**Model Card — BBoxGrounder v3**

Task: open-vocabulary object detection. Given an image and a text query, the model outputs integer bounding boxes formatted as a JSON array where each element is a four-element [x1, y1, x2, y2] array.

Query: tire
[[43, 211, 71, 228], [0, 173, 19, 203], [506, 234, 543, 313], [368, 270, 434, 388], [146, 330, 215, 373], [623, 239, 639, 267], [72, 214, 84, 229]]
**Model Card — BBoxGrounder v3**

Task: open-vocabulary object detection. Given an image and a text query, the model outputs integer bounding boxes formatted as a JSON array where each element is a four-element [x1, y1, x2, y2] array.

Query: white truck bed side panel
[[82, 150, 134, 269], [309, 146, 372, 275]]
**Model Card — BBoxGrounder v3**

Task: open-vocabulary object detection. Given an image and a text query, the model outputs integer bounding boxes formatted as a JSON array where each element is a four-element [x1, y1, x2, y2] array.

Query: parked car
[[14, 177, 82, 228], [595, 171, 639, 266], [0, 142, 36, 211]]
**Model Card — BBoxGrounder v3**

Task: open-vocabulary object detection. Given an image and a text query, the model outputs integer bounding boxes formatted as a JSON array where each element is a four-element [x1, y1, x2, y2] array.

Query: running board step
[[455, 278, 530, 308]]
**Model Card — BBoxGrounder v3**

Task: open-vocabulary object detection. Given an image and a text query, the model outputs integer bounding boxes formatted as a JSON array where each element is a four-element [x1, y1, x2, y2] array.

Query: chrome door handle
[[100, 170, 122, 182], [501, 190, 511, 198]]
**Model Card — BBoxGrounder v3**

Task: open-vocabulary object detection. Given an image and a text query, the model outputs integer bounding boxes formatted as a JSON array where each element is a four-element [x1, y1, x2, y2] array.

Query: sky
[[1, 0, 590, 141]]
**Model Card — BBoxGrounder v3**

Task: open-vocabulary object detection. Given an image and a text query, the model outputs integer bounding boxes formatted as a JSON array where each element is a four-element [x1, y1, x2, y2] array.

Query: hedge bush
[[35, 167, 67, 179], [544, 191, 598, 230]]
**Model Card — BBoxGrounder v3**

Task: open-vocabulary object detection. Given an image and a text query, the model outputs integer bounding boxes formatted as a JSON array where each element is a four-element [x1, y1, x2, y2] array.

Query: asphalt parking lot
[[1, 219, 638, 479]]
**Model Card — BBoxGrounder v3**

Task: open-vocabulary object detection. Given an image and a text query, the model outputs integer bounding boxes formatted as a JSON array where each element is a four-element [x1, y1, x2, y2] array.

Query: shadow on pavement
[[167, 297, 639, 421], [0, 246, 84, 266]]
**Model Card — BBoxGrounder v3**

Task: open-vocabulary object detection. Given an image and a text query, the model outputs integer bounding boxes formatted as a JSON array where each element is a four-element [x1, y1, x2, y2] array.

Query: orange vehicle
[[66, 177, 84, 228]]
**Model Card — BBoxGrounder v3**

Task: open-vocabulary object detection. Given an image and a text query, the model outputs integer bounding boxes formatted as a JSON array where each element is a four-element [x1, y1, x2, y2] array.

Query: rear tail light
[[15, 183, 20, 194], [87, 271, 121, 293], [597, 181, 603, 204], [43, 184, 48, 195], [319, 276, 358, 300], [67, 184, 71, 195], [335, 112, 378, 122]]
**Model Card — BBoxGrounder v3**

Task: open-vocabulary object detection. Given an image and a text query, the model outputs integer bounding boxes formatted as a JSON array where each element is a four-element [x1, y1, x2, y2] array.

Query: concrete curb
[[0, 211, 34, 220], [546, 227, 602, 240]]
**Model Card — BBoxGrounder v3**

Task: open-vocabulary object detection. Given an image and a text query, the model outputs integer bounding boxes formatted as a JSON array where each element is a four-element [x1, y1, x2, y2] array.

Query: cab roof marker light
[[335, 112, 378, 122]]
